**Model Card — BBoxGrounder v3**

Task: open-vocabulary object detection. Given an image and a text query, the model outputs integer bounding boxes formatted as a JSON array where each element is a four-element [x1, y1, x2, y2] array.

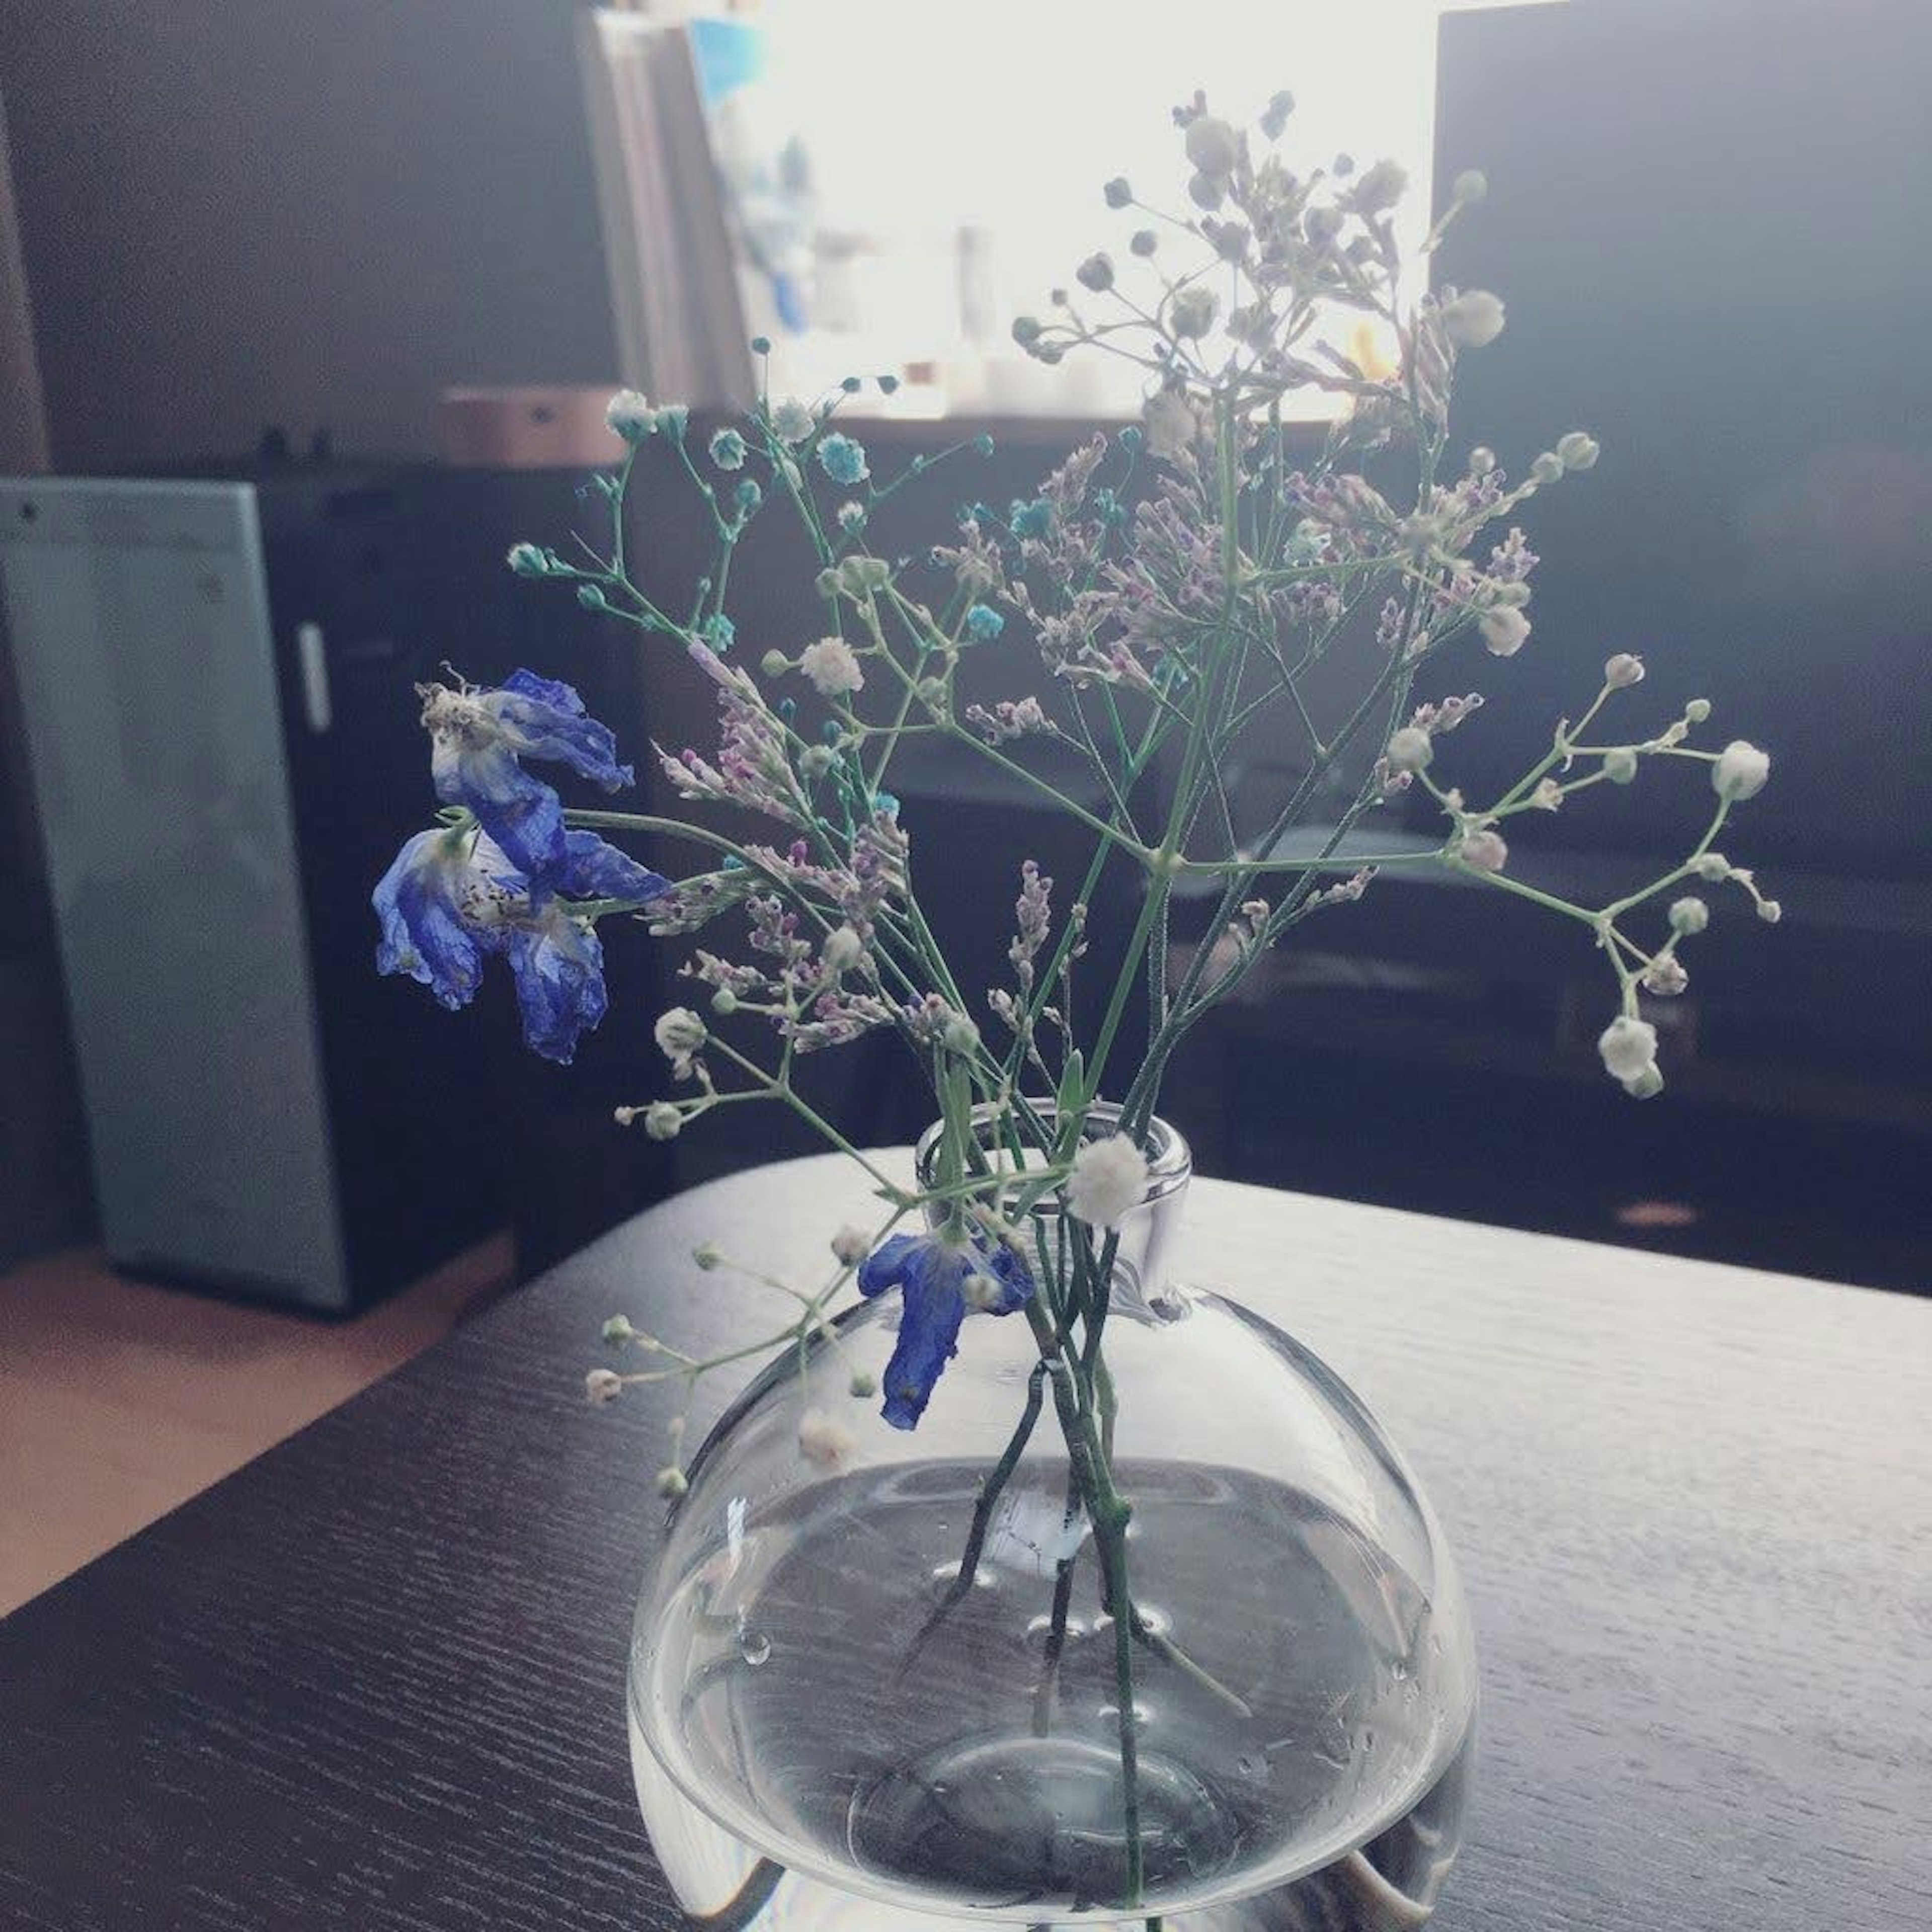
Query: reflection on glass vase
[[628, 1111, 1476, 1931]]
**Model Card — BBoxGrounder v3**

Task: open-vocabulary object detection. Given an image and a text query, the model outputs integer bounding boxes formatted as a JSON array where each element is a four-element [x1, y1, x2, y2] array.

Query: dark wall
[[1, 1, 617, 470]]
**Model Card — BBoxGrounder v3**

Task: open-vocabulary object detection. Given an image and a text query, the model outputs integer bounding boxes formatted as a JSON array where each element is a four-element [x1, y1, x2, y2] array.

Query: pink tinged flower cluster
[[660, 646, 809, 826]]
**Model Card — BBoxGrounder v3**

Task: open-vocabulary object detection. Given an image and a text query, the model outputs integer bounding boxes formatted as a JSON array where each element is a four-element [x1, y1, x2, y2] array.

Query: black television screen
[[1431, 0, 1932, 885]]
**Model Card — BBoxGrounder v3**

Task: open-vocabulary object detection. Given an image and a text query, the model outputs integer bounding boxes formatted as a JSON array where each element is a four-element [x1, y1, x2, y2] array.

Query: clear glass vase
[[627, 1111, 1476, 1931]]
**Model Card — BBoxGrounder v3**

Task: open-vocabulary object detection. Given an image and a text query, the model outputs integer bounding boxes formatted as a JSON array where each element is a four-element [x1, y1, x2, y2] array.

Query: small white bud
[[1712, 740, 1771, 801], [1183, 115, 1239, 178], [601, 1314, 635, 1345], [1641, 954, 1689, 997], [643, 1102, 683, 1142], [831, 1225, 869, 1267], [692, 1241, 722, 1272], [1169, 285, 1218, 340], [761, 649, 791, 678], [1623, 1063, 1665, 1099], [1598, 1014, 1659, 1084], [1604, 748, 1640, 784], [1669, 897, 1711, 935], [710, 987, 739, 1015], [654, 1006, 708, 1058], [1453, 168, 1489, 206], [1385, 726, 1433, 773], [655, 1466, 689, 1499], [1459, 828, 1509, 873], [1556, 430, 1601, 472], [1604, 653, 1646, 688], [1532, 777, 1564, 811], [799, 745, 836, 780], [1531, 451, 1565, 486], [823, 925, 864, 974], [585, 1368, 624, 1406], [1440, 289, 1506, 348], [1468, 445, 1497, 474], [1757, 898, 1783, 924], [1685, 698, 1712, 723], [1480, 606, 1532, 657], [1692, 851, 1733, 881]]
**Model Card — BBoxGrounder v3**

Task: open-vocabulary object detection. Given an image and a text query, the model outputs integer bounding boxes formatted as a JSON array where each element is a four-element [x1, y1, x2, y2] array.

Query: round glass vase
[[627, 1111, 1476, 1932]]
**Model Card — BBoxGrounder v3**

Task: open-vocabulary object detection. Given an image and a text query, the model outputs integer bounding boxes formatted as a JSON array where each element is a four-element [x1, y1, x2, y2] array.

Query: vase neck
[[913, 1104, 1192, 1311]]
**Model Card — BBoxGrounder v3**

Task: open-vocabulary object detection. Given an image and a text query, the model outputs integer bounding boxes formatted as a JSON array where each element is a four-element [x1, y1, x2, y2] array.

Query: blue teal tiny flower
[[734, 477, 763, 514], [750, 334, 772, 355], [974, 433, 995, 457], [700, 612, 735, 651], [817, 433, 870, 486], [506, 542, 550, 579], [878, 374, 901, 394], [708, 427, 747, 470], [857, 1231, 1034, 1428], [656, 404, 689, 441], [577, 583, 608, 612], [873, 790, 900, 819], [963, 603, 1005, 642], [840, 375, 862, 394], [1009, 497, 1054, 540]]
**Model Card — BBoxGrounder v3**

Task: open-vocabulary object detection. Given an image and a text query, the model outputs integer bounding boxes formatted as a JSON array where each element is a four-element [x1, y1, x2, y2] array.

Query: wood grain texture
[[1, 1154, 1927, 1931]]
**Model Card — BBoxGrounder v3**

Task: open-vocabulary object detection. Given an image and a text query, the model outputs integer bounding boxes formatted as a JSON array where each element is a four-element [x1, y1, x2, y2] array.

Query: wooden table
[[3, 1154, 1928, 1930]]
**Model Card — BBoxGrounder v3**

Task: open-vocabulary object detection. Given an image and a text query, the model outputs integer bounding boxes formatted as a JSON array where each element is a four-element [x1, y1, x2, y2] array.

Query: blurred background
[[1, 0, 1926, 1609]]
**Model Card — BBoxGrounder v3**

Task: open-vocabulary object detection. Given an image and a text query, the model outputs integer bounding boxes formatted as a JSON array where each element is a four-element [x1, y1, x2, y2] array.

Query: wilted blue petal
[[506, 903, 608, 1065], [372, 828, 523, 1009], [430, 732, 566, 875], [489, 669, 635, 790], [554, 830, 672, 904], [857, 1231, 1034, 1429]]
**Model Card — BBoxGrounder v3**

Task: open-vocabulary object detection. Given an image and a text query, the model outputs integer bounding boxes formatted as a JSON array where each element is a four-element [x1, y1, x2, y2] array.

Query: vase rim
[[913, 1101, 1192, 1215]]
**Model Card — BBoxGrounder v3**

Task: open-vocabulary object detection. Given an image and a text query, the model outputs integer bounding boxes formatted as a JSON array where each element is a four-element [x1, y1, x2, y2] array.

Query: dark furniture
[[2, 1154, 1926, 1929]]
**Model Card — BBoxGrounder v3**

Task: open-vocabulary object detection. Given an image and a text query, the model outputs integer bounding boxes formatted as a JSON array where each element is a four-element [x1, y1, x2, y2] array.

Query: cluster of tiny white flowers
[[798, 636, 865, 699], [1066, 1134, 1151, 1231]]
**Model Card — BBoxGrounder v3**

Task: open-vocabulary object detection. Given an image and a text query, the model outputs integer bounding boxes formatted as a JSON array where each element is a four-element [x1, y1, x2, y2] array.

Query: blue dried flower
[[735, 477, 763, 515], [963, 603, 1005, 642], [700, 613, 735, 652], [817, 433, 870, 486], [373, 824, 666, 1064], [857, 1232, 1034, 1427], [421, 670, 634, 876], [708, 427, 747, 470]]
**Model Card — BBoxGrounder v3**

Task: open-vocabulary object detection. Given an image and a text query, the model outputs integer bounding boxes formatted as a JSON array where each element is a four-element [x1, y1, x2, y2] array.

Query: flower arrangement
[[374, 88, 1773, 1918]]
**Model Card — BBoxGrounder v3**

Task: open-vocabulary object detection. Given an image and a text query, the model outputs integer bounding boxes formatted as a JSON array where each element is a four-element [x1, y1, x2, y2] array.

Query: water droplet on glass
[[738, 1626, 772, 1667]]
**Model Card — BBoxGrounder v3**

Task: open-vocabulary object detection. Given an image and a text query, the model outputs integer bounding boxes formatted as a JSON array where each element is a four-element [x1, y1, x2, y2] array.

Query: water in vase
[[630, 1458, 1474, 1932]]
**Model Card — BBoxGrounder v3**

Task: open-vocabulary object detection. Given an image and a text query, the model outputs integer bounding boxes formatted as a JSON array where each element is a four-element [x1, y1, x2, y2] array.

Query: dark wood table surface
[[3, 1153, 1928, 1931]]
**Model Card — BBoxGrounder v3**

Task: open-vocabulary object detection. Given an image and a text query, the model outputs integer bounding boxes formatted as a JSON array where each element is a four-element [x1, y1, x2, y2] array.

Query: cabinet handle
[[295, 621, 332, 734]]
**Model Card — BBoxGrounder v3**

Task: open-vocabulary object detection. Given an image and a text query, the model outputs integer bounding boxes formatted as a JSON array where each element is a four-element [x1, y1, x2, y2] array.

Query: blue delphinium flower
[[374, 821, 668, 1064], [373, 825, 526, 1012], [817, 433, 870, 486], [420, 670, 634, 874], [963, 602, 1005, 642], [857, 1231, 1034, 1428]]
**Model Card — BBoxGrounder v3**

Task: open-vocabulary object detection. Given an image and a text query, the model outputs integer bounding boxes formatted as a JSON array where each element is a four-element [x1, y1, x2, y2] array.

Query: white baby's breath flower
[[643, 1102, 683, 1142], [1459, 828, 1509, 873], [605, 388, 657, 441], [1440, 289, 1506, 348], [1712, 740, 1770, 801], [830, 1225, 869, 1267], [655, 1466, 688, 1499], [1604, 748, 1640, 784], [1385, 726, 1433, 773], [1532, 778, 1564, 811], [798, 1408, 858, 1470], [1669, 896, 1710, 935], [771, 398, 815, 444], [1604, 653, 1645, 688], [1597, 1014, 1659, 1085], [1480, 606, 1531, 657], [799, 636, 865, 698], [1067, 1134, 1150, 1231], [1143, 388, 1196, 460], [822, 925, 864, 973], [585, 1367, 624, 1406]]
